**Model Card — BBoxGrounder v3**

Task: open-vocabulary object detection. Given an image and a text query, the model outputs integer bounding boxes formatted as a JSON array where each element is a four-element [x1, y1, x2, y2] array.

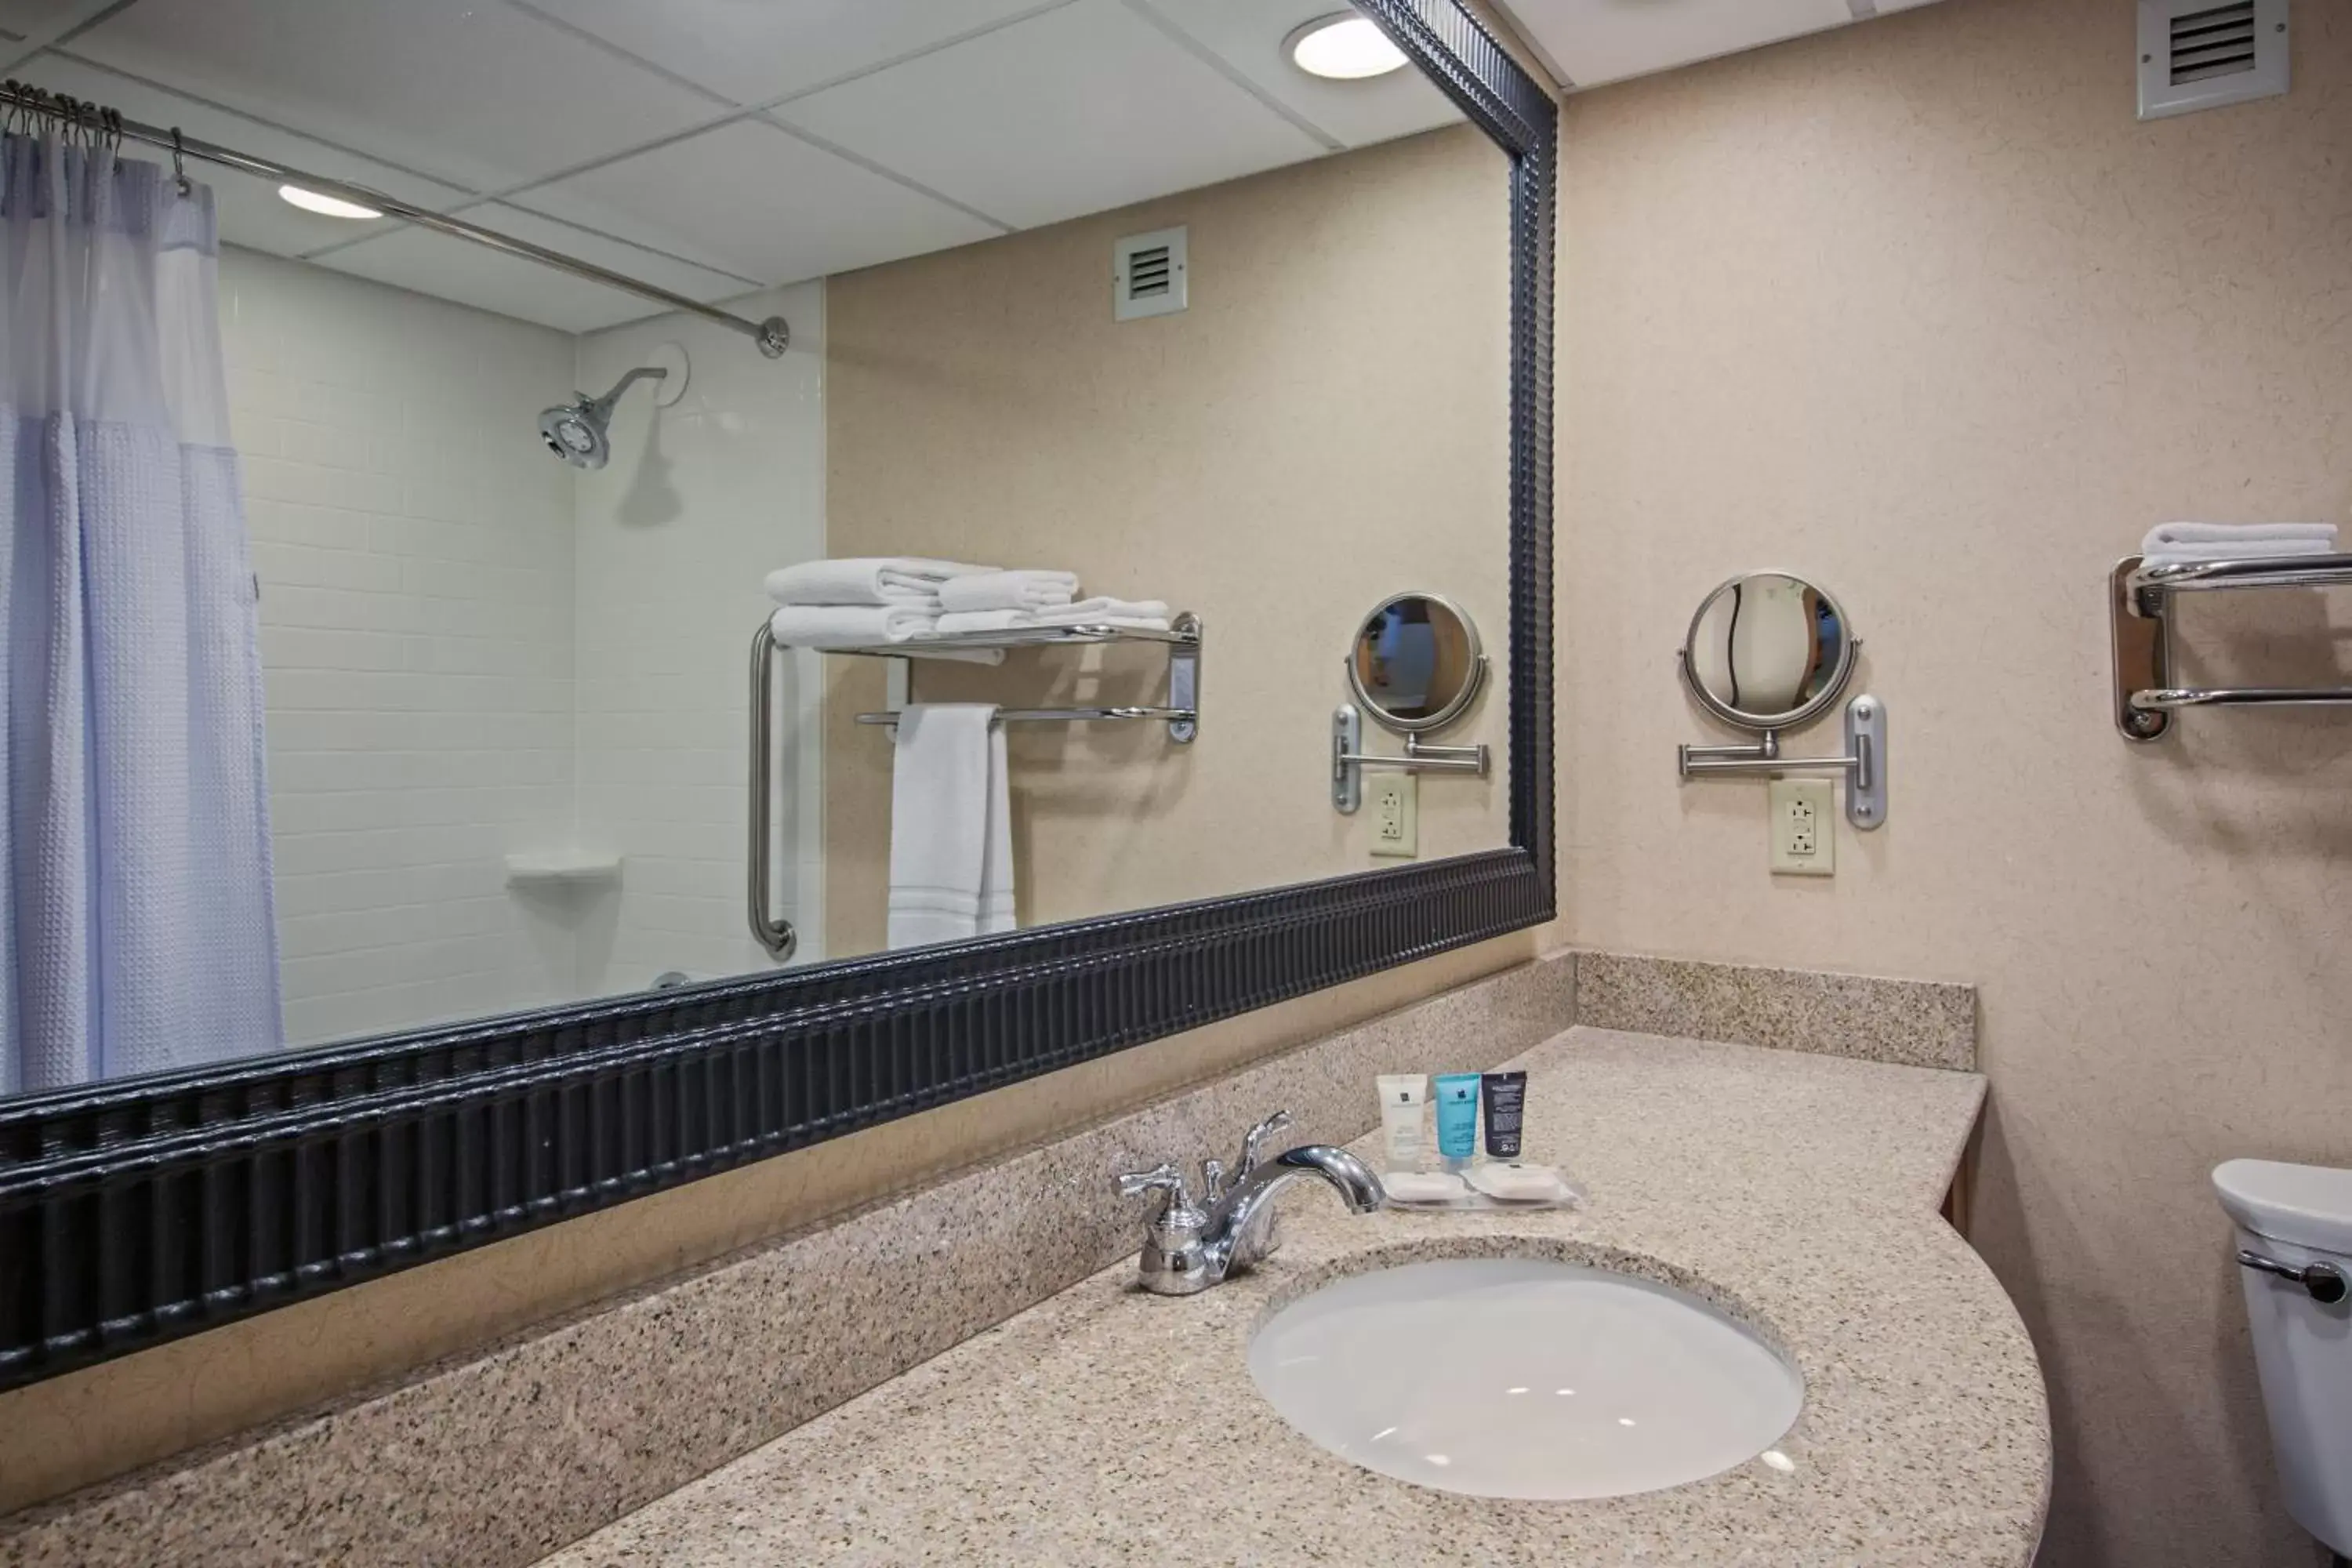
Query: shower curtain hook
[[170, 126, 189, 196]]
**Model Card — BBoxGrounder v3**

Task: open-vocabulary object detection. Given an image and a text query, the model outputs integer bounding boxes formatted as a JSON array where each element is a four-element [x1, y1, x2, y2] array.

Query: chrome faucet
[[1116, 1111, 1385, 1296]]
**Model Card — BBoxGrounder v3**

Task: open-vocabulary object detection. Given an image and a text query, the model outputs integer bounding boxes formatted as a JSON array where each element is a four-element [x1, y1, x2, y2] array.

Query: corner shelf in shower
[[2111, 554, 2352, 741], [504, 850, 624, 889]]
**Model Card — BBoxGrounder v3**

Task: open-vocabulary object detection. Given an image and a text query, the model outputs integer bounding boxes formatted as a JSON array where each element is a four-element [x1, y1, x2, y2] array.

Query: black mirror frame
[[0, 0, 1554, 1391]]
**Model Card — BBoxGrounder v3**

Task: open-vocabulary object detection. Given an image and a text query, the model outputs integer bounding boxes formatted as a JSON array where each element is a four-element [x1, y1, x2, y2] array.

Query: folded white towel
[[935, 598, 1172, 636], [887, 705, 1014, 950], [2141, 522, 2340, 567], [768, 603, 938, 647], [765, 558, 995, 608], [935, 570, 1081, 615], [767, 607, 1004, 664]]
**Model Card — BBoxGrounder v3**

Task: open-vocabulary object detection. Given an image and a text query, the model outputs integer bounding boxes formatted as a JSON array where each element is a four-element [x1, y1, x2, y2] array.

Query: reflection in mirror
[[1680, 573, 1856, 731], [0, 2, 1512, 1089], [1347, 592, 1486, 732]]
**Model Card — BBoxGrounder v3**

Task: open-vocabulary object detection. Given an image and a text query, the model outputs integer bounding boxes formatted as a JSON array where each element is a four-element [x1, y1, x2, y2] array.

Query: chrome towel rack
[[2110, 554, 2352, 741], [746, 615, 1202, 956], [842, 615, 1202, 740]]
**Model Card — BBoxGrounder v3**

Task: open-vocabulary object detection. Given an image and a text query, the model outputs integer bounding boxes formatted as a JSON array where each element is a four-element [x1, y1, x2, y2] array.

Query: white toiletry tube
[[1377, 1074, 1428, 1175]]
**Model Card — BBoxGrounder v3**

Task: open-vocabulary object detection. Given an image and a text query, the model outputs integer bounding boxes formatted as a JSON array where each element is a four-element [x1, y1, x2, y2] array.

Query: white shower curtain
[[0, 136, 281, 1091]]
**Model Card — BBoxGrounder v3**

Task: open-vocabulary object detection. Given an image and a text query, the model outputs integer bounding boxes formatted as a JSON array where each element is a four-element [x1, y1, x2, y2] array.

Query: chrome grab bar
[[746, 622, 796, 960]]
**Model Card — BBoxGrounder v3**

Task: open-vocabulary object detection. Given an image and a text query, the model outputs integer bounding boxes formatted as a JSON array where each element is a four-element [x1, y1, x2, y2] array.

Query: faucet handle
[[1237, 1110, 1294, 1177], [1200, 1157, 1227, 1206], [1116, 1162, 1201, 1219]]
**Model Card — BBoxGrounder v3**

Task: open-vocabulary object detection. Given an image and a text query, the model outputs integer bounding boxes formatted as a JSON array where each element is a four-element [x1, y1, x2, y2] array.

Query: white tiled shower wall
[[572, 285, 828, 996], [220, 248, 823, 1047]]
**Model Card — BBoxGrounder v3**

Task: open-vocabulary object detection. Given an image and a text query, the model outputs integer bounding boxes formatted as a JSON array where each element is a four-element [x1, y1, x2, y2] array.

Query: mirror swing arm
[[1332, 705, 1489, 812], [1675, 699, 1887, 829]]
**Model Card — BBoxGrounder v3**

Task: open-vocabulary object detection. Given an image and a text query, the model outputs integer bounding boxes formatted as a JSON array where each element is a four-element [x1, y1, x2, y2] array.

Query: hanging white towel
[[936, 570, 1081, 614], [2140, 522, 2340, 567], [765, 558, 996, 608], [887, 706, 1015, 949], [934, 598, 1172, 636]]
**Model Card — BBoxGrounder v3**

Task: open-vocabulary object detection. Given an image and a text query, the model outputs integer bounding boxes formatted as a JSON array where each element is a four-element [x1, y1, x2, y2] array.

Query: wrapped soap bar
[[1465, 1162, 1574, 1203], [1383, 1171, 1470, 1203]]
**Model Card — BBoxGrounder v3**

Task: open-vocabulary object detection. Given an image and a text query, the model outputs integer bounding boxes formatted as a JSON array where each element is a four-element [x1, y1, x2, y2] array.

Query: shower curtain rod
[[0, 79, 790, 358]]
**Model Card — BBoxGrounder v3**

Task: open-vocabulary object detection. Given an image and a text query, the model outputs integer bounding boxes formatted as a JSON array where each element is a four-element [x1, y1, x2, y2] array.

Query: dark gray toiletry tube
[[1482, 1071, 1526, 1159]]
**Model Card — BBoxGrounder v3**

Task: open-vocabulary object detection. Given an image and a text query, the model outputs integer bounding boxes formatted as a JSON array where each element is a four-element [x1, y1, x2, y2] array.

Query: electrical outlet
[[1370, 772, 1417, 858], [1769, 778, 1834, 876]]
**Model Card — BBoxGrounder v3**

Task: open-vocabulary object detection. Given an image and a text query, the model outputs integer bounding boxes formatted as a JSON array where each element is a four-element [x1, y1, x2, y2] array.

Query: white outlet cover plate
[[1370, 771, 1417, 858], [1769, 778, 1833, 877]]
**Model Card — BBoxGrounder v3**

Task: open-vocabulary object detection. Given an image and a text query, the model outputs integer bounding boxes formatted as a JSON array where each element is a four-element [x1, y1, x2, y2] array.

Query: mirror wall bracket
[[1333, 703, 1490, 812], [1676, 695, 1889, 829]]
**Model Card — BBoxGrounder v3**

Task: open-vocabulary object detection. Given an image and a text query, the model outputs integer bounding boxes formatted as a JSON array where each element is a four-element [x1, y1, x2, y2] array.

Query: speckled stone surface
[[541, 1028, 2045, 1568], [1577, 950, 1977, 1070], [0, 953, 1577, 1568]]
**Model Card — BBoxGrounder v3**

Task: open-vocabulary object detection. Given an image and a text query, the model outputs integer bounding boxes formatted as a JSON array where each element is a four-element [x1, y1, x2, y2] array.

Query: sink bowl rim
[[1241, 1235, 1817, 1497], [1244, 1234, 1798, 1367]]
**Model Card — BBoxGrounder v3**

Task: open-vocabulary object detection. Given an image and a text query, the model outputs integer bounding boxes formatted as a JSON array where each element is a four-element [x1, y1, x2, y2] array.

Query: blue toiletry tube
[[1432, 1073, 1481, 1167]]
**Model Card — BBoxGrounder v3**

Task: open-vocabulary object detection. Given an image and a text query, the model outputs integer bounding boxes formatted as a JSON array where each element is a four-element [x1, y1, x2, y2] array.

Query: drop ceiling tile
[[0, 2, 88, 40], [66, 0, 722, 191], [318, 204, 753, 334], [15, 55, 471, 258], [1508, 0, 1854, 89], [1135, 0, 1462, 150], [779, 0, 1327, 231], [521, 118, 998, 289], [521, 0, 1053, 108]]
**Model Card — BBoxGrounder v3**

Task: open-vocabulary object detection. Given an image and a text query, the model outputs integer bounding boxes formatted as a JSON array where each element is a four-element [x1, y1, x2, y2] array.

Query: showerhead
[[538, 394, 614, 469], [537, 358, 677, 470]]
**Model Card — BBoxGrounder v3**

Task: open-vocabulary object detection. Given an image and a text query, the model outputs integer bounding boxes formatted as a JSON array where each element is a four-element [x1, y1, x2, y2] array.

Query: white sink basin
[[1247, 1257, 1802, 1500]]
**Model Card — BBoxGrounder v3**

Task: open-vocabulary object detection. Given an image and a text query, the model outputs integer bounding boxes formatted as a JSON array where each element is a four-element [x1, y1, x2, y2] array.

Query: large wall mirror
[[0, 0, 1553, 1385]]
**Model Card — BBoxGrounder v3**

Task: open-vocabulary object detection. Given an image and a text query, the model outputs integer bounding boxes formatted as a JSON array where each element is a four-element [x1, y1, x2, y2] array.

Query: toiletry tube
[[1481, 1071, 1526, 1160], [1377, 1074, 1428, 1174], [1432, 1073, 1481, 1167]]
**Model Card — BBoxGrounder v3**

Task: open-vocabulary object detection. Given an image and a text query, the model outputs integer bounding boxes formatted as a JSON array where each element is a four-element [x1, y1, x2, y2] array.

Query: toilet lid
[[2213, 1159, 2352, 1256]]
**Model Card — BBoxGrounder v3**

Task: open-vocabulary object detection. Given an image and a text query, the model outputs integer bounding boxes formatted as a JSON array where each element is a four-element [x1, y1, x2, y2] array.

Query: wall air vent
[[2137, 0, 2288, 121], [1112, 226, 1187, 321]]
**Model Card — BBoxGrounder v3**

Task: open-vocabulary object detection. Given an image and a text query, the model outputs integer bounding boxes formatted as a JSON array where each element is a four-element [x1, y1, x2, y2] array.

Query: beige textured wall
[[823, 126, 1513, 956], [1555, 2, 2351, 1563]]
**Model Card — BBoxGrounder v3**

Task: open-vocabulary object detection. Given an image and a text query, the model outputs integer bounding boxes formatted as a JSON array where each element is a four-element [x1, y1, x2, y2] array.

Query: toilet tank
[[2215, 1159, 2352, 1558]]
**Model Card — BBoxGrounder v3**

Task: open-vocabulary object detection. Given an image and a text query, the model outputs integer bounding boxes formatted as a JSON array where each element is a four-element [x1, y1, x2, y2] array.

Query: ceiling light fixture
[[1285, 13, 1407, 79], [278, 183, 381, 220]]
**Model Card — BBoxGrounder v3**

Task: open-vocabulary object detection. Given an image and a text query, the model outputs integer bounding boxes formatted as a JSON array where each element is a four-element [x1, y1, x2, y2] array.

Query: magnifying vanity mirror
[[1675, 572, 1889, 829], [1333, 592, 1491, 813], [1347, 591, 1487, 731], [1680, 572, 1853, 731]]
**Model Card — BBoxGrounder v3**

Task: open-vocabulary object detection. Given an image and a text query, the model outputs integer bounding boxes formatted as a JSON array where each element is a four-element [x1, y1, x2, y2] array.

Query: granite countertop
[[540, 1026, 2050, 1566]]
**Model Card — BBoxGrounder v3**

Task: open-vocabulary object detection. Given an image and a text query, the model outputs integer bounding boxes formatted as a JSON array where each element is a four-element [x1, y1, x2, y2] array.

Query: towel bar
[[855, 705, 1198, 729], [848, 612, 1202, 742], [2111, 555, 2352, 741]]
